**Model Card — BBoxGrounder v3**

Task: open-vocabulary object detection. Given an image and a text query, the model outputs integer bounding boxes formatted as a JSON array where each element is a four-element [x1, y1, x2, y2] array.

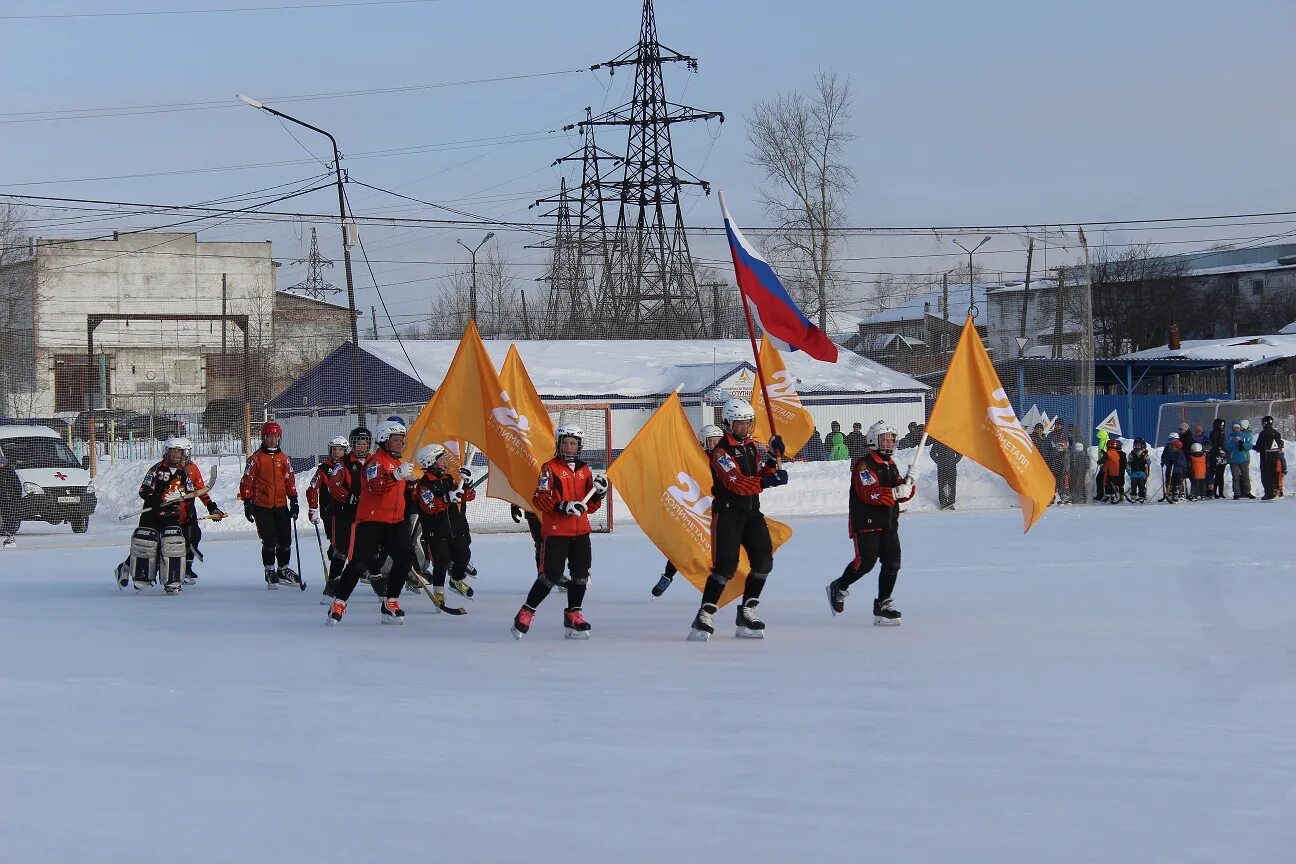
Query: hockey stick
[[118, 463, 218, 521], [312, 521, 329, 584], [291, 517, 306, 591]]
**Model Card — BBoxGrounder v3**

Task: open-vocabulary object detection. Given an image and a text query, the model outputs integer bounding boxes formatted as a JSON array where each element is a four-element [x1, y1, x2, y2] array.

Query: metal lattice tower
[[533, 108, 622, 338], [580, 0, 723, 338], [535, 179, 592, 338], [286, 227, 340, 300]]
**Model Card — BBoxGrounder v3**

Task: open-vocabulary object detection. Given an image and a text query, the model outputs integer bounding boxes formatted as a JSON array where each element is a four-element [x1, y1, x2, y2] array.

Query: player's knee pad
[[708, 570, 732, 586], [747, 570, 769, 587], [568, 571, 590, 587]]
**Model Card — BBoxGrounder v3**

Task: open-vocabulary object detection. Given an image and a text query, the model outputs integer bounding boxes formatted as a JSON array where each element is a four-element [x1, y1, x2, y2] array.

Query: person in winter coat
[[1160, 437, 1187, 502], [844, 422, 868, 459], [930, 437, 962, 510], [1045, 421, 1072, 502], [0, 454, 22, 544], [238, 421, 301, 588], [825, 422, 850, 461], [1207, 418, 1228, 498], [1098, 439, 1126, 502], [1127, 438, 1151, 502], [1177, 422, 1195, 456], [1255, 415, 1284, 500], [1226, 421, 1255, 499], [1187, 442, 1208, 500], [803, 427, 827, 462]]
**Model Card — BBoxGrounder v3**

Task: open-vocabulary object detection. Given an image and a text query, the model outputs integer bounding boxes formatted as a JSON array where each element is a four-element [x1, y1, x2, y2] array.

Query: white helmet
[[1240, 419, 1251, 430], [165, 436, 192, 457], [414, 443, 445, 470], [555, 424, 584, 454], [700, 424, 723, 446], [328, 435, 349, 452], [866, 421, 898, 456], [374, 419, 406, 445], [721, 397, 755, 430]]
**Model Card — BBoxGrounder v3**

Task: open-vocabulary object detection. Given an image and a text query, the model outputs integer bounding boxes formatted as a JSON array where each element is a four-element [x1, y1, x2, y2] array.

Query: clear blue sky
[[2, 0, 1293, 325]]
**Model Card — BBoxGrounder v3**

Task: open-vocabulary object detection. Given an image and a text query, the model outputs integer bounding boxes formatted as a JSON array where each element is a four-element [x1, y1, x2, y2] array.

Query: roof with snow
[[1119, 334, 1296, 369], [856, 284, 990, 326], [271, 338, 926, 410]]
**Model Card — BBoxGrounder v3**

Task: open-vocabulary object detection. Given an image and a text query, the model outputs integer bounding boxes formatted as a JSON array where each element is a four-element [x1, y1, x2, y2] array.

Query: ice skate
[[511, 605, 535, 640], [873, 597, 902, 626], [826, 580, 848, 615], [379, 598, 405, 624], [735, 598, 765, 638], [327, 599, 346, 625], [687, 603, 717, 642], [564, 607, 591, 640]]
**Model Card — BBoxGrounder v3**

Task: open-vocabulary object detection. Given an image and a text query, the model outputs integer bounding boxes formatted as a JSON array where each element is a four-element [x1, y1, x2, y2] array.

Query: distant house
[[984, 278, 1088, 361], [841, 284, 988, 375]]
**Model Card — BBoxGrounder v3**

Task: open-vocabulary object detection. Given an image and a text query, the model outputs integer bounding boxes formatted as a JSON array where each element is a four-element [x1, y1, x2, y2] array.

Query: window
[[1250, 279, 1263, 297]]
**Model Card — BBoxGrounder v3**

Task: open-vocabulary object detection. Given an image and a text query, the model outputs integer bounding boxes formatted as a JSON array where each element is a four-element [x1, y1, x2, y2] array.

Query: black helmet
[[1133, 437, 1146, 448], [1262, 415, 1274, 427], [348, 426, 372, 447]]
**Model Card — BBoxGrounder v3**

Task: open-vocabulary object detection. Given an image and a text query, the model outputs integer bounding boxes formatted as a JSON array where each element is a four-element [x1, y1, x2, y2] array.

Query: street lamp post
[[951, 235, 992, 312], [237, 94, 365, 426], [456, 232, 495, 328]]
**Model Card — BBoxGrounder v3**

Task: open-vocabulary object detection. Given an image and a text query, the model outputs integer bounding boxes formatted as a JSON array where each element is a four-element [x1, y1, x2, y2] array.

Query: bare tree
[[0, 206, 41, 417], [1069, 245, 1191, 354], [423, 247, 533, 340], [746, 69, 857, 331]]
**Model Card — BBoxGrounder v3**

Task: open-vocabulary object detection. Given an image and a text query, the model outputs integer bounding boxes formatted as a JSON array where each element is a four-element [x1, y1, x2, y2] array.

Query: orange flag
[[925, 315, 1056, 532], [405, 323, 549, 509], [751, 334, 816, 458], [607, 392, 793, 607], [489, 345, 556, 511]]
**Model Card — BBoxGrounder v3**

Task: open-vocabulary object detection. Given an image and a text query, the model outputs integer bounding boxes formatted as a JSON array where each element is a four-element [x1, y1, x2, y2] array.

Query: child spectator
[[1188, 442, 1208, 500], [1127, 438, 1150, 503], [1161, 437, 1187, 503], [1098, 439, 1126, 503]]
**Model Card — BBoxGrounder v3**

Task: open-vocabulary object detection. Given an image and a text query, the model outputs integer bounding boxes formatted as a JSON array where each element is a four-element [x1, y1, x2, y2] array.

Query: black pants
[[838, 529, 901, 601], [663, 559, 677, 578], [936, 463, 957, 509], [1210, 461, 1226, 496], [182, 519, 202, 563], [425, 532, 470, 587], [524, 533, 592, 610], [253, 505, 292, 568], [524, 511, 543, 574], [1129, 477, 1147, 499], [711, 506, 773, 578], [326, 509, 355, 585], [334, 520, 411, 601], [1103, 474, 1123, 499], [1260, 453, 1280, 498], [701, 506, 773, 607]]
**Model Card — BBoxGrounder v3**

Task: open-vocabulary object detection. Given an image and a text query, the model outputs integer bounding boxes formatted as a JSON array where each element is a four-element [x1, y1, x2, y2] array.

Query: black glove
[[560, 501, 587, 516], [760, 469, 789, 489], [762, 454, 779, 471], [769, 435, 786, 456], [510, 505, 523, 524], [244, 501, 256, 523], [288, 497, 300, 519], [206, 500, 221, 515]]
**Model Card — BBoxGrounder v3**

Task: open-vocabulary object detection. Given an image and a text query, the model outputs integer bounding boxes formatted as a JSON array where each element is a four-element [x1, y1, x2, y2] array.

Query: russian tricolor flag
[[719, 192, 839, 363]]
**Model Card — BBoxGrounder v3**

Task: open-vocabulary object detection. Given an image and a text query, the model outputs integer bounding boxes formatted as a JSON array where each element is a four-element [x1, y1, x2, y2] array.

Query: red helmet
[[261, 421, 282, 438]]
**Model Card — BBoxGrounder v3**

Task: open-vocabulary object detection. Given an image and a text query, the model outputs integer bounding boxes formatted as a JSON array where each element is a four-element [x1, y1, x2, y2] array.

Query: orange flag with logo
[[488, 345, 556, 511], [751, 334, 816, 458], [406, 323, 548, 509], [607, 392, 793, 607], [925, 315, 1055, 532]]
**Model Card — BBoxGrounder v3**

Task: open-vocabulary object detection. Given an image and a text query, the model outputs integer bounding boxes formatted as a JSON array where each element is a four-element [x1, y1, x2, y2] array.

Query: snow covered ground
[[2, 499, 1293, 862]]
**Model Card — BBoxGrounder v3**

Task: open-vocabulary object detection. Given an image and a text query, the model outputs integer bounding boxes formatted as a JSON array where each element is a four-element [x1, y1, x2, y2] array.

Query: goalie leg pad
[[130, 527, 160, 587], [161, 526, 187, 586]]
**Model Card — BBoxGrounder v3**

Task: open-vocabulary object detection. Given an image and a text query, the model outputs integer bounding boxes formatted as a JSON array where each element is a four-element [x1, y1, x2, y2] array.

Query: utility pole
[[941, 272, 949, 321], [520, 289, 532, 339], [1053, 270, 1065, 359], [221, 274, 227, 356], [457, 233, 494, 326], [371, 306, 378, 339], [1018, 238, 1034, 353]]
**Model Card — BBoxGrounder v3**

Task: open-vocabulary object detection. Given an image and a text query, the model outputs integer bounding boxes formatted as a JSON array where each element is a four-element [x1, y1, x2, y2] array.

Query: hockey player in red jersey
[[825, 421, 914, 625], [326, 419, 417, 625], [238, 421, 301, 588], [510, 425, 607, 640], [411, 443, 476, 613], [687, 398, 787, 641]]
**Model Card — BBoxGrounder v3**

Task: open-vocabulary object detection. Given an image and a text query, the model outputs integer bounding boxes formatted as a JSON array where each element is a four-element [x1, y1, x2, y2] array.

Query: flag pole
[[719, 191, 778, 440]]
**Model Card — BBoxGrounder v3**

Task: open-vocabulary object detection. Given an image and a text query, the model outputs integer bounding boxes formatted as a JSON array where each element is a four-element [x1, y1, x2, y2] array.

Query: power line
[[0, 0, 444, 21], [0, 70, 585, 124]]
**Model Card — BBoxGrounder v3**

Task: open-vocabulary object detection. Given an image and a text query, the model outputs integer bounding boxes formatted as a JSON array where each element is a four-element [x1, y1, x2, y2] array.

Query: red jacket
[[355, 447, 407, 525], [238, 447, 297, 508], [533, 457, 602, 538], [305, 458, 338, 511]]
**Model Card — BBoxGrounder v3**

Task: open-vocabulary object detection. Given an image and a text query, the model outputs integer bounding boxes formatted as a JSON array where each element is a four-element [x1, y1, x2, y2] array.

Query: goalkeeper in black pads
[[826, 421, 914, 625], [687, 398, 788, 642]]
